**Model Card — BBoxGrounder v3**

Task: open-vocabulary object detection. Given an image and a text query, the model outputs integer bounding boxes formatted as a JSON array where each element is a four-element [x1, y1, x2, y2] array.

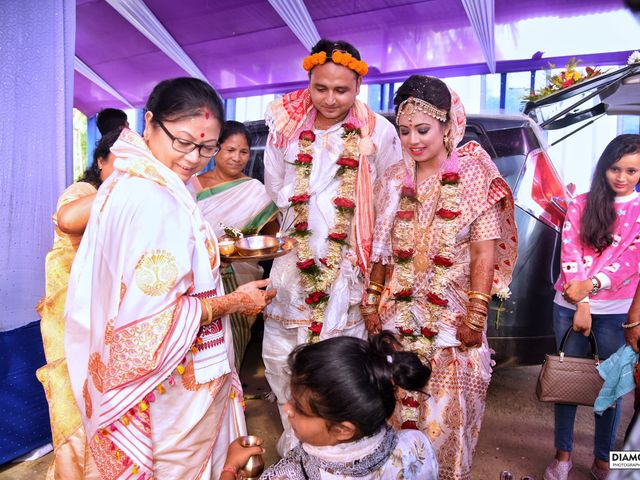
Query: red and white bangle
[[221, 465, 238, 478]]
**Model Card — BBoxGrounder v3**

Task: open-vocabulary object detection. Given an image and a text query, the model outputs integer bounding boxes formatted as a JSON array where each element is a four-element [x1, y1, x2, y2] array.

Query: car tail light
[[515, 148, 568, 231]]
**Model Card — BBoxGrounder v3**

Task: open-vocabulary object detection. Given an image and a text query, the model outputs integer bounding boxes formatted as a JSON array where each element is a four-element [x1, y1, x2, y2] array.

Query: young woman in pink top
[[545, 134, 640, 480]]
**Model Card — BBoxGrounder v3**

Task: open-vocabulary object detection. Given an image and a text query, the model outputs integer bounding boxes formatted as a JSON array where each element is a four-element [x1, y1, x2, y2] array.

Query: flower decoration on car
[[628, 51, 640, 65], [524, 58, 602, 101]]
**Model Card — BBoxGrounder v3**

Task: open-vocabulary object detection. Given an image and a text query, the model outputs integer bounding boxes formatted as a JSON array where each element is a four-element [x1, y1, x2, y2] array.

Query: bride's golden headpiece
[[395, 97, 448, 124], [302, 50, 368, 76]]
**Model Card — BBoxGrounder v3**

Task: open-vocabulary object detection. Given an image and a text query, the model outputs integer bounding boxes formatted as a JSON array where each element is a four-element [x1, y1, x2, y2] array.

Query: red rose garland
[[391, 166, 462, 428], [289, 124, 361, 342]]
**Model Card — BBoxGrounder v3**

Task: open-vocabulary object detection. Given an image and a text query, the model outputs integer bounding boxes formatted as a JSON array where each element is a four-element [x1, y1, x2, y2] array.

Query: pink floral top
[[555, 191, 640, 313]]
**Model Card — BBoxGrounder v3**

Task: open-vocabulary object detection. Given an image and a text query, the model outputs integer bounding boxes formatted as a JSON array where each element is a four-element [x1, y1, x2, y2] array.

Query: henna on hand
[[203, 283, 277, 320], [206, 291, 243, 319], [235, 291, 264, 316], [456, 315, 483, 349], [363, 312, 382, 335]]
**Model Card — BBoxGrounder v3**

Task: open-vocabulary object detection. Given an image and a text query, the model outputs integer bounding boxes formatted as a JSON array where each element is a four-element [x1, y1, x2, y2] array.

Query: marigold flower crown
[[302, 50, 369, 76], [395, 97, 448, 124]]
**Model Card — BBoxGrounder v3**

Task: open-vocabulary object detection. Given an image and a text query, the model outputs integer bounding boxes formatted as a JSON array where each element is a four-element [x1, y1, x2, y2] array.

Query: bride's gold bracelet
[[367, 282, 384, 294], [468, 290, 492, 303]]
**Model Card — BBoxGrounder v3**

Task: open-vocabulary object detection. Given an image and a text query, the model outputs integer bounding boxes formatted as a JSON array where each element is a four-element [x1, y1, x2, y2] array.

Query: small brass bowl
[[235, 235, 280, 257], [218, 239, 236, 256]]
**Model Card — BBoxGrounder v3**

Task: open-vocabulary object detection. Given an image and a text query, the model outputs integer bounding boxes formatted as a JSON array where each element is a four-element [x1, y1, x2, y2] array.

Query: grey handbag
[[536, 327, 604, 406]]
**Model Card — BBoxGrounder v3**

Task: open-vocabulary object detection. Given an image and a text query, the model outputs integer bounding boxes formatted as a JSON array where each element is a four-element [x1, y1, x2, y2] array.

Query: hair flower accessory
[[302, 50, 368, 76], [302, 52, 327, 71]]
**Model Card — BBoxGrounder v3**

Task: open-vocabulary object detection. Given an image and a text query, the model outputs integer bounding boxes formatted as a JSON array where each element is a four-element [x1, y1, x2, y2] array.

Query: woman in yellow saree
[[36, 129, 120, 479]]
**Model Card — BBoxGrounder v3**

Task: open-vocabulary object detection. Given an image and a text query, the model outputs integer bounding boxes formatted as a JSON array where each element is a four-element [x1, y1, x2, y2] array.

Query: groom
[[261, 38, 402, 455]]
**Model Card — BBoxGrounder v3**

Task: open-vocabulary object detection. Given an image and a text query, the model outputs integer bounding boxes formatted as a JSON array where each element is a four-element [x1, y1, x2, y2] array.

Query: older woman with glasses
[[65, 77, 275, 480]]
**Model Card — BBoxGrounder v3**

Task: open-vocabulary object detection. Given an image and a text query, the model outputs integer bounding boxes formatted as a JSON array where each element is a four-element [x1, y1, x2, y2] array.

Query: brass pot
[[238, 435, 265, 479], [234, 235, 280, 256], [218, 238, 236, 256]]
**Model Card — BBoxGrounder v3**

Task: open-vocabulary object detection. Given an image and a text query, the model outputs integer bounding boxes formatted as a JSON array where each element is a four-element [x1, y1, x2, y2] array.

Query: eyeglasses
[[156, 120, 220, 158]]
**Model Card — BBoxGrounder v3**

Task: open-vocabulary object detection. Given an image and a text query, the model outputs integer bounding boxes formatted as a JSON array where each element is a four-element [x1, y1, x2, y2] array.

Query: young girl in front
[[222, 331, 438, 479], [545, 134, 640, 480]]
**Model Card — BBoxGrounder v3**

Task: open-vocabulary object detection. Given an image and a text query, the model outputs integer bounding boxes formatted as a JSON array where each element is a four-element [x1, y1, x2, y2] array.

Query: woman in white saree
[[197, 121, 279, 369], [64, 78, 275, 480]]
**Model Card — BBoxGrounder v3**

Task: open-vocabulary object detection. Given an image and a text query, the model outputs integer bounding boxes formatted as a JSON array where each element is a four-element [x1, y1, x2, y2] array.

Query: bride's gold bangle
[[367, 282, 384, 294], [463, 319, 484, 332], [467, 303, 488, 316], [468, 291, 492, 303]]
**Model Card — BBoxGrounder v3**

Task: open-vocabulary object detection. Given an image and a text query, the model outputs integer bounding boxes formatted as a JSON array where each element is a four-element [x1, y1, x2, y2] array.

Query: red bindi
[[200, 133, 205, 138], [204, 111, 210, 119]]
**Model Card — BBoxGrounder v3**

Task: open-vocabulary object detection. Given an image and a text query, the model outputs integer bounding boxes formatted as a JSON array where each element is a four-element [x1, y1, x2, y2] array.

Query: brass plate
[[221, 236, 297, 263]]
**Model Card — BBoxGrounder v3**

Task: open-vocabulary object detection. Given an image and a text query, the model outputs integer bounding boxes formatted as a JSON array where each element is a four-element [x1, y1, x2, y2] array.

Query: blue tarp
[[0, 321, 51, 464]]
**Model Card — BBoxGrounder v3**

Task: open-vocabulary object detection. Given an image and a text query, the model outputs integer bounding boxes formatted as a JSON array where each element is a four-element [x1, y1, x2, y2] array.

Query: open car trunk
[[524, 63, 640, 131]]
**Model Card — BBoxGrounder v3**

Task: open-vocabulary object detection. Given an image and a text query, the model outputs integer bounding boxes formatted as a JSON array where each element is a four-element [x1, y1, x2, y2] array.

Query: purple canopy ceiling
[[74, 0, 638, 116]]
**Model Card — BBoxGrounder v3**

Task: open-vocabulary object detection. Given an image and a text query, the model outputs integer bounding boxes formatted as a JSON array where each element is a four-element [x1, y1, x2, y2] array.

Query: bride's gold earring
[[443, 129, 453, 156]]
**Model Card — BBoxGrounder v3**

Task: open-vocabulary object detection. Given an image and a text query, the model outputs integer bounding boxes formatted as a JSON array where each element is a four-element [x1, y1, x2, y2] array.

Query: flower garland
[[289, 123, 360, 342], [391, 166, 461, 429]]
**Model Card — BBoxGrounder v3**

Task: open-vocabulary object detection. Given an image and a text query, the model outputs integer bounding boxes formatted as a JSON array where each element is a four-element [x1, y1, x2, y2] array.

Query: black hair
[[96, 108, 128, 135], [309, 39, 363, 77], [393, 75, 452, 119], [581, 134, 640, 252], [288, 331, 430, 439], [219, 120, 252, 149], [145, 77, 225, 125], [77, 129, 121, 188]]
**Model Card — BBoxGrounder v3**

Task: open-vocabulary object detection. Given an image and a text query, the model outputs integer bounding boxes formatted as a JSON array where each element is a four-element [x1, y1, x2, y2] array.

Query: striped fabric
[[221, 266, 252, 372]]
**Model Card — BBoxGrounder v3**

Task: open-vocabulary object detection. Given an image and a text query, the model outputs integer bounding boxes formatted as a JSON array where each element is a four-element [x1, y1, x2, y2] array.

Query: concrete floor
[[1, 334, 633, 480]]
